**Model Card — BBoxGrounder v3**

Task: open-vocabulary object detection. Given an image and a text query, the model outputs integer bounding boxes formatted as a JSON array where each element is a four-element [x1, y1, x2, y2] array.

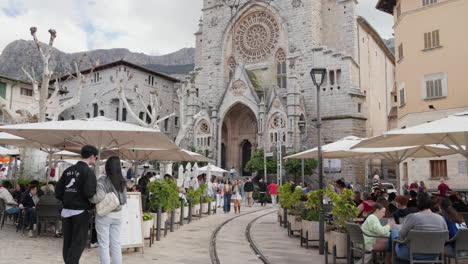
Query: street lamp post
[[310, 68, 327, 255]]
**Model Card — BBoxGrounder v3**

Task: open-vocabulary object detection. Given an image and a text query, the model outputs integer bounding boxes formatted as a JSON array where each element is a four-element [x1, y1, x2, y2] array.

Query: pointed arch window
[[276, 49, 287, 89], [228, 57, 236, 80]]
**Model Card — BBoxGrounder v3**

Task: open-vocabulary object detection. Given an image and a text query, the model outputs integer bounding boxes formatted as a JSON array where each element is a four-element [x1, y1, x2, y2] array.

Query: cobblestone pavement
[[0, 205, 317, 264]]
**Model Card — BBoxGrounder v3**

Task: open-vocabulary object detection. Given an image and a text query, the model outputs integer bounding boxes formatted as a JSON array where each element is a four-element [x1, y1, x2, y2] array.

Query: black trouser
[[62, 211, 89, 264], [260, 192, 266, 206], [24, 207, 37, 229]]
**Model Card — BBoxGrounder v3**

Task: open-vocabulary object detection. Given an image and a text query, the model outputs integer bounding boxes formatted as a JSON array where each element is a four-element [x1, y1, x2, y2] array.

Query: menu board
[[120, 192, 144, 250]]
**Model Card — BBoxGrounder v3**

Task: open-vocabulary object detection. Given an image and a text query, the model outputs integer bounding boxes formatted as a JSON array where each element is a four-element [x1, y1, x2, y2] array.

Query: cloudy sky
[[0, 0, 393, 56]]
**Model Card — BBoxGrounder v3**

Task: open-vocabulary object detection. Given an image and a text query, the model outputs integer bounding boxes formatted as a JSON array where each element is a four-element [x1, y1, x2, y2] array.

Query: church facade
[[177, 0, 396, 184]]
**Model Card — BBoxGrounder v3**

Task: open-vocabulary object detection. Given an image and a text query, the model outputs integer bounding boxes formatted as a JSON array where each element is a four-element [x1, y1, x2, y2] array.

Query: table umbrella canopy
[[285, 136, 458, 161], [51, 150, 80, 160], [198, 164, 228, 176], [353, 111, 468, 153], [101, 148, 210, 162], [0, 146, 20, 156], [0, 116, 178, 151], [0, 132, 43, 148]]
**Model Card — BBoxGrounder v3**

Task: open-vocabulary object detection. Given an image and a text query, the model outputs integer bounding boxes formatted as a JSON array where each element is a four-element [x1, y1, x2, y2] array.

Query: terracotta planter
[[331, 231, 348, 258], [142, 220, 153, 238], [301, 220, 320, 241]]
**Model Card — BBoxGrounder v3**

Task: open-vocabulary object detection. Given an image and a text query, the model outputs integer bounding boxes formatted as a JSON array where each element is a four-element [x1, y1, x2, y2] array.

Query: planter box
[[142, 220, 152, 239], [202, 203, 209, 214], [301, 220, 320, 241], [287, 214, 302, 232], [193, 204, 201, 216], [183, 206, 189, 219], [331, 231, 348, 258], [173, 208, 181, 223]]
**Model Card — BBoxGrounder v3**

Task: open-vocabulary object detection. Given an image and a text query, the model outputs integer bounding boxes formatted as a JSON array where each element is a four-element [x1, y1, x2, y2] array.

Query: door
[[241, 140, 252, 176]]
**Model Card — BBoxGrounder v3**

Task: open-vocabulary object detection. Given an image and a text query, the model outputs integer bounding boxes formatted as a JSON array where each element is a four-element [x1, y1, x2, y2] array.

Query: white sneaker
[[90, 243, 99, 248]]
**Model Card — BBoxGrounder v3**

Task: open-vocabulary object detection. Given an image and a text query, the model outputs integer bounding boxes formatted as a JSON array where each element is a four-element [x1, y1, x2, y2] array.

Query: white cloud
[[0, 0, 393, 56]]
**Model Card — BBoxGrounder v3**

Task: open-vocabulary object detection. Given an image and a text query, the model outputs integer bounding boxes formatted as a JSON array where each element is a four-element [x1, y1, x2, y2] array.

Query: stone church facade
[[177, 0, 396, 184]]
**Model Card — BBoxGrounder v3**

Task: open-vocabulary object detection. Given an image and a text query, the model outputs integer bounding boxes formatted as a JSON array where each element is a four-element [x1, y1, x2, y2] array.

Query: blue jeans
[[24, 207, 36, 229], [390, 229, 440, 263], [96, 213, 122, 264], [5, 207, 20, 214], [223, 193, 231, 212]]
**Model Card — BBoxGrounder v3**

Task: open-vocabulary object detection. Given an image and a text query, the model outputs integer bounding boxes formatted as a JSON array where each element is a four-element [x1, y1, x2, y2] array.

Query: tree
[[284, 152, 318, 183], [0, 27, 93, 123], [114, 70, 174, 130], [244, 148, 277, 178]]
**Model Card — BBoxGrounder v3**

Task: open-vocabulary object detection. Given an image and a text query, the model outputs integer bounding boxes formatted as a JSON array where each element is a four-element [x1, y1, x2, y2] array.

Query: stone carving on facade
[[269, 113, 286, 129], [292, 0, 303, 8], [273, 98, 281, 108], [210, 17, 218, 27], [234, 11, 280, 63], [231, 80, 247, 96]]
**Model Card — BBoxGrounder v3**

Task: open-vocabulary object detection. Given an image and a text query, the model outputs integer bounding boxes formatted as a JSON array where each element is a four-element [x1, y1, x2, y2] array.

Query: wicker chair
[[446, 229, 468, 264], [392, 230, 448, 264]]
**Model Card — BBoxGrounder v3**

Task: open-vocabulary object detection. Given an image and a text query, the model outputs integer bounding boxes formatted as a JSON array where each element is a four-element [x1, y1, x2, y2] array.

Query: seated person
[[391, 193, 448, 262], [19, 185, 39, 237], [449, 194, 468, 212], [439, 198, 467, 257], [358, 192, 376, 218], [0, 180, 19, 214], [407, 190, 418, 209], [353, 191, 363, 207], [392, 195, 416, 224], [376, 197, 392, 218], [388, 193, 398, 214], [361, 203, 395, 263], [13, 183, 26, 203]]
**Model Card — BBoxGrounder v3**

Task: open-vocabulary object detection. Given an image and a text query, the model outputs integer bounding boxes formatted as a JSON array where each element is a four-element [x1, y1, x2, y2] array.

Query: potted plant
[[142, 212, 154, 238], [301, 189, 322, 246], [147, 179, 179, 227], [278, 182, 292, 226], [286, 188, 304, 236], [327, 188, 359, 258]]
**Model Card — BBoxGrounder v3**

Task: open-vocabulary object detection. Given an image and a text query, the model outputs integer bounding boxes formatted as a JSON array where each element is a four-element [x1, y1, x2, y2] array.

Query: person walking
[[258, 178, 268, 206], [223, 179, 232, 213], [232, 180, 242, 213], [90, 156, 127, 264], [56, 145, 98, 264], [216, 179, 224, 208], [267, 181, 278, 206], [244, 178, 254, 207]]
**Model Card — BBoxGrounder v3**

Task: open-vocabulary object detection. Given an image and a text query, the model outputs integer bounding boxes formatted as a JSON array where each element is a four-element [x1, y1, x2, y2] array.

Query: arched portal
[[221, 103, 258, 176]]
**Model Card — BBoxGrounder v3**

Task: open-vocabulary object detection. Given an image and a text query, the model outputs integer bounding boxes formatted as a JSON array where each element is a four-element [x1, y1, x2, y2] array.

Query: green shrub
[[278, 182, 292, 208], [143, 212, 154, 221], [147, 179, 179, 213], [327, 188, 359, 232]]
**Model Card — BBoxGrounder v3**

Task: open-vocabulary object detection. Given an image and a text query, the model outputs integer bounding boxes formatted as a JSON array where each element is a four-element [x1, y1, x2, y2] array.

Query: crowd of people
[[354, 179, 468, 263]]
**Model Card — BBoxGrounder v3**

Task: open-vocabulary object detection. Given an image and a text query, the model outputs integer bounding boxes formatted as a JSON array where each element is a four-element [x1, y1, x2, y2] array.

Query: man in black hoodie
[[56, 145, 98, 264]]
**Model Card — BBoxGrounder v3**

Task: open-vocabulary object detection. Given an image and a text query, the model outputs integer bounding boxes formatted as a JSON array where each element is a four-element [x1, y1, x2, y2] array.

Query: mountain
[[0, 40, 195, 81]]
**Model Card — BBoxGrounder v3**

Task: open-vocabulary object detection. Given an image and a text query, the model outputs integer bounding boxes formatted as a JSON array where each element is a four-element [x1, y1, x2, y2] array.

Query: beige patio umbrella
[[101, 148, 210, 162], [285, 136, 458, 192], [0, 117, 179, 177], [354, 111, 468, 179]]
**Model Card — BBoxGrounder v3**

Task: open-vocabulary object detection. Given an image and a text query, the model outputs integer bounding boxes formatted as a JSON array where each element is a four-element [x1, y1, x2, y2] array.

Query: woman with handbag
[[90, 156, 127, 264], [232, 180, 242, 214]]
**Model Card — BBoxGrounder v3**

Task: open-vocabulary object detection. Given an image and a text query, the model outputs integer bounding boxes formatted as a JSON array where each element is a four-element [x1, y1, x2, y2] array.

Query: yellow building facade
[[377, 0, 468, 189]]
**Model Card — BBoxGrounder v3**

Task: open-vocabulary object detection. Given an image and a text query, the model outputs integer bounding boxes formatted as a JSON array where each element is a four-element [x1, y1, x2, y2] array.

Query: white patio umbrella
[[0, 117, 178, 176], [0, 146, 20, 156], [51, 150, 80, 160], [184, 163, 192, 189], [101, 148, 210, 162], [285, 136, 458, 191], [198, 164, 228, 177], [177, 165, 184, 187], [206, 165, 213, 197], [192, 163, 200, 190], [354, 111, 468, 172]]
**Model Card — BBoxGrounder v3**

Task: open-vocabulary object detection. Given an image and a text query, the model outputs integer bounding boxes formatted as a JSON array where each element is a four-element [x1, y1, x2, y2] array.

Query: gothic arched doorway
[[221, 103, 257, 176]]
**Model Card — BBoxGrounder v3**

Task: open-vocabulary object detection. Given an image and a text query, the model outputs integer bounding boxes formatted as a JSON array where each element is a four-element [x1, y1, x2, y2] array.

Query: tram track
[[209, 207, 275, 264]]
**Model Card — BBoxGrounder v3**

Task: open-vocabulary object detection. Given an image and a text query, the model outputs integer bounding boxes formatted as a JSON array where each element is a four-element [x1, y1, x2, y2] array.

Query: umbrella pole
[[395, 162, 401, 194], [46, 151, 53, 184]]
